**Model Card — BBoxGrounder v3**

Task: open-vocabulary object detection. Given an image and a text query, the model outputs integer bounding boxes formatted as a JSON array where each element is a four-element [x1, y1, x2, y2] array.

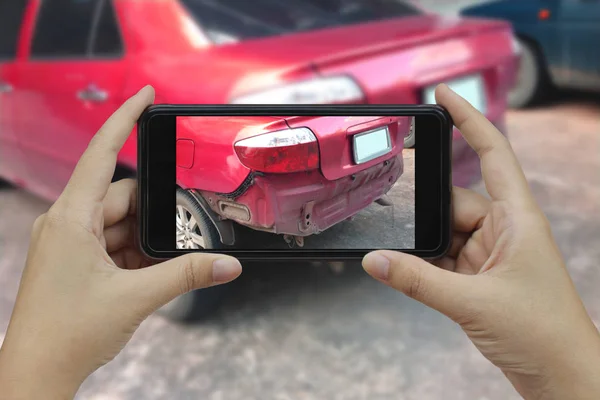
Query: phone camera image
[[175, 115, 415, 251]]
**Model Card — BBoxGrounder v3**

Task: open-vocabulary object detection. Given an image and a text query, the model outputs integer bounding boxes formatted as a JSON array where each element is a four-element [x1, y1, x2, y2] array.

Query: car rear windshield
[[179, 0, 423, 44]]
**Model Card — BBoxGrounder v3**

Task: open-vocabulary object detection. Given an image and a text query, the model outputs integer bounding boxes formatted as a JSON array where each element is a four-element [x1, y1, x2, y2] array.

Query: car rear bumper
[[200, 154, 403, 236]]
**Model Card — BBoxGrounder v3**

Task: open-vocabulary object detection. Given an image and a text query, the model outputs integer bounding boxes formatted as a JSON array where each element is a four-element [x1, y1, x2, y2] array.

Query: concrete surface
[[1, 90, 599, 400]]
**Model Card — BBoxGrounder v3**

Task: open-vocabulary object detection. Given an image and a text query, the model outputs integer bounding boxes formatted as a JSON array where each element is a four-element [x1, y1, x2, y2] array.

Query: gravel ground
[[1, 90, 599, 400]]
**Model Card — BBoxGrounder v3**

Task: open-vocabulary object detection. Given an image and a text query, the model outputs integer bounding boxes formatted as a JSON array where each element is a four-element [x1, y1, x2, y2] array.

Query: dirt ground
[[1, 90, 599, 400]]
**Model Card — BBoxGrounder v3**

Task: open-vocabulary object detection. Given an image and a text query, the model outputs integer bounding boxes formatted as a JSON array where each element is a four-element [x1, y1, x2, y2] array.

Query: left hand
[[0, 86, 242, 399]]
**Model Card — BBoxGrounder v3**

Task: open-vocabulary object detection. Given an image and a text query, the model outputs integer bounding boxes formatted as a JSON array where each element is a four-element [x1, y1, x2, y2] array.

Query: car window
[[299, 0, 422, 23], [178, 1, 281, 44], [31, 0, 99, 58], [0, 1, 28, 60], [180, 0, 423, 44], [90, 0, 123, 56]]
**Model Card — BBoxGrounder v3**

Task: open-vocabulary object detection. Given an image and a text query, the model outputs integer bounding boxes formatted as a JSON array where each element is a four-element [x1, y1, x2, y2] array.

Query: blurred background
[[0, 0, 599, 399]]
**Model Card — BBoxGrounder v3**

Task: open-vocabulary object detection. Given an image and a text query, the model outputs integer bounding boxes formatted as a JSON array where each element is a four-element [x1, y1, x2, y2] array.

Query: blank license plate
[[423, 74, 487, 114], [353, 127, 392, 164]]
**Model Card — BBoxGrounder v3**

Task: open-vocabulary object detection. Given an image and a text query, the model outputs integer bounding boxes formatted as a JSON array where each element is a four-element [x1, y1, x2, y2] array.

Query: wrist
[[0, 342, 82, 400], [514, 328, 600, 400]]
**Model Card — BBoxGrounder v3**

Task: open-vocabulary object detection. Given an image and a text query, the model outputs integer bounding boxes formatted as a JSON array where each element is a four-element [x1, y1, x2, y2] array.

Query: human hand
[[363, 84, 600, 400], [0, 86, 243, 400]]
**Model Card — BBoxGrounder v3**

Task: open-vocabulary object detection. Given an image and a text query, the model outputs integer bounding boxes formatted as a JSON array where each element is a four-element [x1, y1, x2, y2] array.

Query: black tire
[[508, 38, 551, 108], [157, 283, 233, 323], [157, 187, 230, 322], [175, 187, 225, 249], [404, 117, 415, 148]]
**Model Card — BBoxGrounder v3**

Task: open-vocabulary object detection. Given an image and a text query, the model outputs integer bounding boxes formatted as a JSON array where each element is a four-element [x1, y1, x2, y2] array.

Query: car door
[[0, 0, 29, 185], [555, 0, 600, 89], [15, 0, 127, 200]]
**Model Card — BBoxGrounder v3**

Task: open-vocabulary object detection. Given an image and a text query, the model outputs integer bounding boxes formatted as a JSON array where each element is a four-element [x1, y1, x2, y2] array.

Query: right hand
[[363, 84, 600, 400]]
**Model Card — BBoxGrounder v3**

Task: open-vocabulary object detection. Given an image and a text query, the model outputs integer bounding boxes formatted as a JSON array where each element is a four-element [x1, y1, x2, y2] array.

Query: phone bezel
[[138, 105, 452, 261]]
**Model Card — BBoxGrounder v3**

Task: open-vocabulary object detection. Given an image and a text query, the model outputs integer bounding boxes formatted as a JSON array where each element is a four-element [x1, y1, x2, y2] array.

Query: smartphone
[[137, 105, 452, 261]]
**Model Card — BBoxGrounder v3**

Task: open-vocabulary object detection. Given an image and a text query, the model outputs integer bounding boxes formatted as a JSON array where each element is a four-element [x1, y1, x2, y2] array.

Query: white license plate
[[353, 127, 392, 164], [423, 74, 487, 114]]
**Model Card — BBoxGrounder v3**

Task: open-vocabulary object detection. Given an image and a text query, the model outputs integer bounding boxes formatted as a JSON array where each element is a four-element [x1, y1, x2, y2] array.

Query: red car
[[176, 115, 409, 249], [0, 0, 519, 320], [0, 0, 519, 202]]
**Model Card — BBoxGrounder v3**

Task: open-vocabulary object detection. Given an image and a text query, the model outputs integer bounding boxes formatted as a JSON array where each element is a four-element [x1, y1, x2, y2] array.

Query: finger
[[124, 254, 242, 315], [62, 86, 154, 206], [452, 187, 490, 233], [433, 257, 456, 272], [446, 232, 469, 259], [104, 216, 135, 254], [103, 179, 137, 228], [363, 250, 473, 317], [435, 84, 532, 204], [456, 229, 493, 275], [110, 247, 154, 270]]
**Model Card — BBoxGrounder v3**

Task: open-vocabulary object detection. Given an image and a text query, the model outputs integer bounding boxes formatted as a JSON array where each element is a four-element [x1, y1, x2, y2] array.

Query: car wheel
[[176, 187, 224, 250], [158, 283, 232, 323], [404, 117, 415, 148], [157, 187, 230, 322], [508, 38, 550, 108]]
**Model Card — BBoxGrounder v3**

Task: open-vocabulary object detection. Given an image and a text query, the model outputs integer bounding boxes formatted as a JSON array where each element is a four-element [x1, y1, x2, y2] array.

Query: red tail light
[[234, 127, 319, 173]]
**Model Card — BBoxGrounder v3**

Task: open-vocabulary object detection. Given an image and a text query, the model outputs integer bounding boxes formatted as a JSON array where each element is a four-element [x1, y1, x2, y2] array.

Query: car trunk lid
[[284, 116, 411, 181], [220, 14, 515, 104]]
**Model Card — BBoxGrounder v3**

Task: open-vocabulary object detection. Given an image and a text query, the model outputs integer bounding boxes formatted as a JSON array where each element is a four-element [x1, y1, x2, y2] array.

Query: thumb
[[363, 250, 471, 317], [126, 254, 242, 314]]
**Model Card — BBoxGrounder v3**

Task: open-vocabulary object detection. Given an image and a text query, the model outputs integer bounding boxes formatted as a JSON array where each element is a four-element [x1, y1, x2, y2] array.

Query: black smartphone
[[137, 105, 452, 261]]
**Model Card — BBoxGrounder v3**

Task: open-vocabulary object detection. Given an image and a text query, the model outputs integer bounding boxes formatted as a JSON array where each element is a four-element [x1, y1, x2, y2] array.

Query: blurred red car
[[0, 0, 520, 203], [175, 115, 408, 249]]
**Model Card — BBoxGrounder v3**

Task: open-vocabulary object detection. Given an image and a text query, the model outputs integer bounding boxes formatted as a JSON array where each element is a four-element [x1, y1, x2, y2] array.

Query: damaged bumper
[[200, 154, 404, 236]]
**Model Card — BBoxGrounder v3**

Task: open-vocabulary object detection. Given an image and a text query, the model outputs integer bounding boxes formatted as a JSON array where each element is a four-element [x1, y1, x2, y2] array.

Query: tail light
[[234, 127, 319, 173], [538, 8, 551, 20], [230, 76, 364, 104]]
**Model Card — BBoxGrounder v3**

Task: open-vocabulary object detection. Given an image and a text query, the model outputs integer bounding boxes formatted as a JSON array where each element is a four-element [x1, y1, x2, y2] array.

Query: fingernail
[[444, 84, 458, 95], [363, 253, 391, 281], [137, 85, 154, 98], [212, 258, 242, 283]]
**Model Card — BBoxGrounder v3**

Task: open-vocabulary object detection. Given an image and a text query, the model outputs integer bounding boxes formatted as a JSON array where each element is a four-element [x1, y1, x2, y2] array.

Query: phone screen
[[175, 115, 415, 250]]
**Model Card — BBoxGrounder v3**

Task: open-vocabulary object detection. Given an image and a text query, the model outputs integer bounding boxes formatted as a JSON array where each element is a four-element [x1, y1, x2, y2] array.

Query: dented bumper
[[200, 154, 404, 236]]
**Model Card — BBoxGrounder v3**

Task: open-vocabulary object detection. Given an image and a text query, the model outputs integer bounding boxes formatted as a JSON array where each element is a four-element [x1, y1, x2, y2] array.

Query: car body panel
[[460, 0, 600, 91], [0, 1, 31, 188], [7, 0, 134, 199], [285, 115, 406, 181], [14, 59, 129, 200], [553, 0, 600, 89], [176, 115, 407, 193], [176, 116, 288, 193], [0, 62, 25, 186]]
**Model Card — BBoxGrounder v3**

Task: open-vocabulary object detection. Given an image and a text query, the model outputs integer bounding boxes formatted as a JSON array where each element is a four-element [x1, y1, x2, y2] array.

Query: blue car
[[460, 0, 600, 108]]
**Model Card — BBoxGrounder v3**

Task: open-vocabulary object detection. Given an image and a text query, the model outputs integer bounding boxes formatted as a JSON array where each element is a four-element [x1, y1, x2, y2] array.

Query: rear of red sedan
[[177, 116, 408, 242], [172, 0, 519, 187]]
